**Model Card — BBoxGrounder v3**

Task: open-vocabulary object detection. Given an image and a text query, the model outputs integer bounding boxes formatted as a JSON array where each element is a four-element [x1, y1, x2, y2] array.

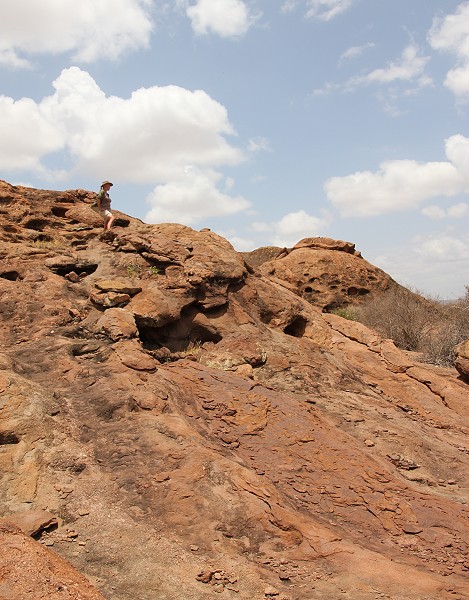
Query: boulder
[[255, 239, 392, 310], [0, 509, 58, 537]]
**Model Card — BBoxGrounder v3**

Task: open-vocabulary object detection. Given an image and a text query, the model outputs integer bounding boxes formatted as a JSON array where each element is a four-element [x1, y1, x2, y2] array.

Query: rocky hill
[[0, 180, 468, 600]]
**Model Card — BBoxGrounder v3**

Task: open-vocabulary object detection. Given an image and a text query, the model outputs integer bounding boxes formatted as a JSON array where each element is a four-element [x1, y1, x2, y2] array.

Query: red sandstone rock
[[0, 523, 106, 599], [0, 180, 468, 600], [244, 237, 393, 310], [0, 509, 58, 536]]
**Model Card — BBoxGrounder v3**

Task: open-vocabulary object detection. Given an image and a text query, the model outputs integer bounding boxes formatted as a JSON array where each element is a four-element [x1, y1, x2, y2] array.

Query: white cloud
[[422, 202, 469, 219], [0, 0, 153, 67], [372, 231, 469, 299], [0, 67, 250, 221], [218, 230, 255, 251], [347, 44, 430, 87], [428, 2, 469, 102], [281, 0, 353, 20], [0, 96, 65, 174], [421, 205, 446, 220], [185, 0, 256, 38], [324, 135, 469, 217], [314, 44, 432, 103], [413, 233, 469, 262], [311, 81, 341, 97], [448, 202, 469, 217], [1, 67, 244, 180], [281, 0, 299, 13], [339, 42, 375, 63], [248, 137, 272, 153], [250, 209, 329, 247], [144, 168, 250, 224], [445, 132, 469, 175], [306, 0, 353, 21]]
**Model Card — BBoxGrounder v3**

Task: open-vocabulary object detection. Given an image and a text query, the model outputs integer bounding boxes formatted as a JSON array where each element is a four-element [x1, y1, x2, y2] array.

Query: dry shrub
[[422, 286, 469, 366], [352, 284, 469, 366]]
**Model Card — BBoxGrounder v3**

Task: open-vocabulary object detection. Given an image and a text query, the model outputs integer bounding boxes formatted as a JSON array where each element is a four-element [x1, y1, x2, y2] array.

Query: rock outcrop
[[0, 180, 468, 600], [243, 237, 393, 310]]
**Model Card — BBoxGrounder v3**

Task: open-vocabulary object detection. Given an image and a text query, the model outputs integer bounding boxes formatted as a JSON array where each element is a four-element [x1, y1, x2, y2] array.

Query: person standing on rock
[[95, 180, 115, 231]]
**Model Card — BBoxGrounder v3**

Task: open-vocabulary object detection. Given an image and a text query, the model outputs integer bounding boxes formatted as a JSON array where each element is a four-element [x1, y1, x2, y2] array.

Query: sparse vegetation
[[125, 263, 143, 277], [345, 285, 469, 367], [148, 265, 160, 276], [125, 263, 161, 278], [332, 307, 357, 321], [181, 340, 203, 357], [32, 238, 66, 250]]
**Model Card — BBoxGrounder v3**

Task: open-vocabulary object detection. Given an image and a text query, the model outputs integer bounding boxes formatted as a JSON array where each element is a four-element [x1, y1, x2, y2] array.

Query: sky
[[1, 0, 469, 300]]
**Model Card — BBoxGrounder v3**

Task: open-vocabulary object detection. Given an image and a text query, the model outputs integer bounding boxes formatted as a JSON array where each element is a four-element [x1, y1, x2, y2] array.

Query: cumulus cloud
[[250, 209, 330, 247], [1, 67, 243, 176], [428, 1, 469, 102], [144, 167, 250, 224], [324, 135, 469, 217], [185, 0, 257, 38], [216, 229, 256, 251], [373, 231, 469, 298], [413, 232, 469, 262], [0, 0, 153, 67], [0, 96, 65, 174], [0, 67, 250, 221]]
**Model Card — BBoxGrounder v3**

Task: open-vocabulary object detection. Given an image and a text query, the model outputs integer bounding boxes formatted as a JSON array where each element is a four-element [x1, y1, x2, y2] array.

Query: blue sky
[[1, 0, 469, 299]]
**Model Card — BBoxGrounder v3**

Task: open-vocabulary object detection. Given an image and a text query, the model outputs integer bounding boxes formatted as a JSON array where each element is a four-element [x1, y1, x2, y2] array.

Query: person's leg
[[105, 214, 115, 230], [103, 210, 114, 230]]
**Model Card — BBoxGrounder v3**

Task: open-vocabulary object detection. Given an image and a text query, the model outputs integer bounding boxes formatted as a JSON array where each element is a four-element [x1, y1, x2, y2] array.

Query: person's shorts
[[92, 204, 112, 218]]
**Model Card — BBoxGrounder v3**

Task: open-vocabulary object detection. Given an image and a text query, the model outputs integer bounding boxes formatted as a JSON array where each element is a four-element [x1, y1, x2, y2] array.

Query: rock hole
[[48, 262, 98, 277], [284, 316, 307, 338], [3, 225, 19, 233], [1, 271, 21, 281], [23, 218, 49, 231], [113, 216, 130, 228], [259, 309, 274, 325], [347, 287, 369, 297], [0, 431, 20, 444], [51, 206, 69, 218], [136, 306, 223, 352]]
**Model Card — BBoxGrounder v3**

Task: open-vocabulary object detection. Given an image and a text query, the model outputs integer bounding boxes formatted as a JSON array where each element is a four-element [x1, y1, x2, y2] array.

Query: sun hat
[[101, 180, 113, 187]]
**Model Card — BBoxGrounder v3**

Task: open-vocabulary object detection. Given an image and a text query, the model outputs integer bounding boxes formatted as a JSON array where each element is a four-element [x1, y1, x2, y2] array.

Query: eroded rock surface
[[243, 237, 393, 310], [0, 180, 468, 600]]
